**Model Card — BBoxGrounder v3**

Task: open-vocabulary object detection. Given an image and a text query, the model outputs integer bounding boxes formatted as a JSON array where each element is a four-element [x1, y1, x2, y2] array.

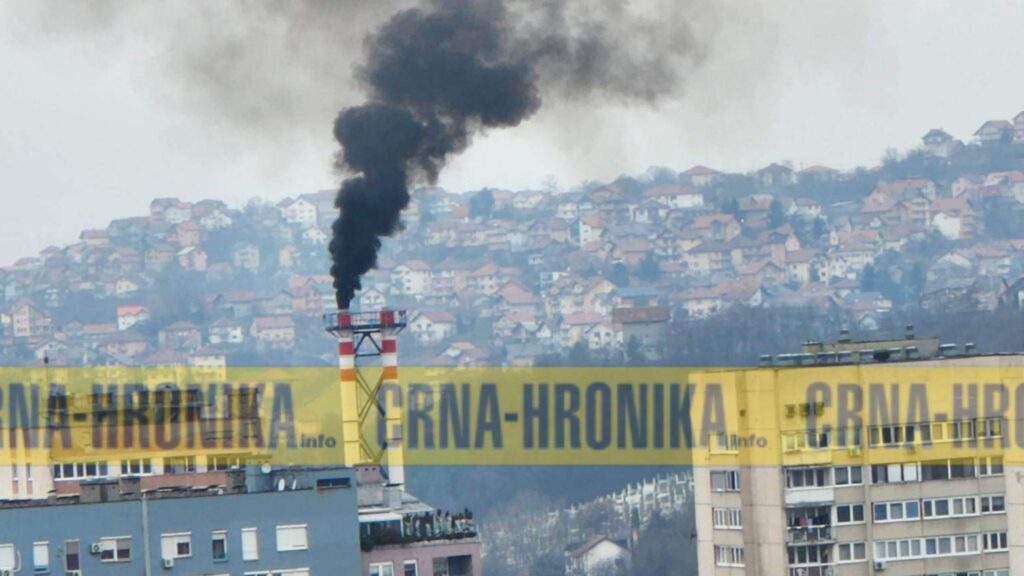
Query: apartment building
[[694, 336, 1019, 576], [0, 466, 361, 576]]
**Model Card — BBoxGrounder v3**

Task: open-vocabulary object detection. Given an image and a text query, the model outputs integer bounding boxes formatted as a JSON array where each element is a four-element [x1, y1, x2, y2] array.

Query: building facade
[[694, 339, 1018, 576]]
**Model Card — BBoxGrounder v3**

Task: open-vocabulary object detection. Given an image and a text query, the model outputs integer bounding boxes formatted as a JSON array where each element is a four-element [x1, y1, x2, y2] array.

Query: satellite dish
[[260, 463, 272, 474]]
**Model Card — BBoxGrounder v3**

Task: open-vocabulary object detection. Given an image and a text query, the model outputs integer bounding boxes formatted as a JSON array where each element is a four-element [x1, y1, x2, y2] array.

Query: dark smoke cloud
[[330, 0, 705, 308]]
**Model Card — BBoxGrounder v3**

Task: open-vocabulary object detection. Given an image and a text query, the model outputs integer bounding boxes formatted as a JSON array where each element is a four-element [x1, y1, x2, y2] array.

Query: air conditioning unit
[[874, 560, 887, 571], [90, 542, 102, 554], [163, 558, 175, 569]]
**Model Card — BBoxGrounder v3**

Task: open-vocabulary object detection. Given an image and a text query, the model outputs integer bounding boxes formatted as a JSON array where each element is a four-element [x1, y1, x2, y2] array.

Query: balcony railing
[[786, 526, 833, 543]]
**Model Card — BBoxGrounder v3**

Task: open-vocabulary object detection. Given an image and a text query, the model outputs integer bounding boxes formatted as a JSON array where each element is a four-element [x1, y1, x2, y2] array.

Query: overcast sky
[[1, 0, 1023, 265]]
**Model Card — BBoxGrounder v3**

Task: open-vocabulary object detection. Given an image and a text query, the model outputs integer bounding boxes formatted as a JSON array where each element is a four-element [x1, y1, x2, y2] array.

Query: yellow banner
[[0, 365, 1022, 467]]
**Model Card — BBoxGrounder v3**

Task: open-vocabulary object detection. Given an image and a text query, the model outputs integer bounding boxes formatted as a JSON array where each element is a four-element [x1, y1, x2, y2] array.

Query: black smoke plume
[[330, 0, 703, 308]]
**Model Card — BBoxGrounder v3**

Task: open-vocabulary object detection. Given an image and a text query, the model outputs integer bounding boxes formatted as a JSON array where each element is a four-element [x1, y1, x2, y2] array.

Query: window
[[33, 541, 48, 572], [120, 458, 152, 476], [210, 454, 246, 470], [99, 537, 132, 562], [275, 525, 309, 552], [871, 462, 918, 484], [950, 419, 976, 441], [161, 533, 192, 560], [923, 496, 977, 519], [985, 570, 1010, 576], [835, 504, 864, 524], [785, 467, 830, 488], [981, 495, 1005, 514], [242, 528, 259, 561], [714, 545, 744, 567], [52, 461, 109, 480], [64, 540, 80, 571], [0, 544, 14, 570], [712, 507, 742, 529], [979, 417, 1003, 438], [833, 466, 862, 486], [370, 562, 395, 576], [710, 470, 740, 492], [983, 532, 1008, 551], [980, 456, 1004, 476], [165, 455, 197, 474], [212, 531, 228, 561], [403, 560, 417, 576], [836, 542, 866, 562], [875, 536, 980, 560], [873, 500, 920, 523], [869, 424, 915, 447]]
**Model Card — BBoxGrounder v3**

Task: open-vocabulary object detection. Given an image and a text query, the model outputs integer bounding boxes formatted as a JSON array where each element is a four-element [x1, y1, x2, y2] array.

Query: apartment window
[[120, 458, 153, 476], [212, 531, 228, 561], [785, 467, 830, 489], [710, 470, 740, 492], [99, 537, 132, 562], [833, 465, 862, 486], [921, 458, 975, 481], [836, 542, 866, 563], [869, 424, 915, 447], [835, 504, 864, 524], [210, 455, 246, 470], [712, 507, 742, 529], [161, 533, 192, 560], [979, 417, 1003, 439], [873, 500, 920, 522], [985, 570, 1010, 576], [980, 456, 1004, 476], [165, 455, 197, 474], [370, 562, 395, 576], [923, 496, 977, 519], [981, 495, 1006, 514], [950, 419, 976, 441], [64, 540, 80, 571], [276, 525, 309, 552], [52, 461, 109, 480], [403, 560, 418, 576], [714, 545, 744, 567], [983, 532, 1008, 551], [871, 462, 918, 484], [33, 541, 48, 572], [0, 544, 14, 570], [241, 528, 259, 561]]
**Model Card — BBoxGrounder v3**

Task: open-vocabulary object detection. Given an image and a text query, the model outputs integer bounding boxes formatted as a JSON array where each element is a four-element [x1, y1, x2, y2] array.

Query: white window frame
[[99, 536, 132, 563], [714, 545, 744, 567], [712, 507, 742, 530], [160, 532, 193, 560], [33, 541, 49, 572], [212, 530, 228, 562], [983, 532, 1008, 552], [833, 465, 863, 486], [275, 524, 309, 552], [241, 527, 259, 561], [403, 560, 418, 576], [370, 561, 396, 576], [710, 470, 740, 492], [835, 503, 865, 525], [835, 541, 866, 563]]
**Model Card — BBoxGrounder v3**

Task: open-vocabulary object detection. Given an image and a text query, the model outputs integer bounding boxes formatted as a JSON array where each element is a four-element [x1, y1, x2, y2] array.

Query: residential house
[[208, 318, 246, 345], [158, 321, 203, 351], [11, 299, 51, 342], [409, 311, 457, 344], [232, 243, 261, 273], [643, 184, 704, 209], [681, 165, 721, 187], [974, 119, 1013, 144], [565, 536, 630, 576], [280, 197, 319, 227], [250, 315, 296, 349], [756, 163, 794, 187], [393, 261, 432, 297], [921, 128, 958, 157], [797, 165, 839, 183], [116, 305, 150, 331]]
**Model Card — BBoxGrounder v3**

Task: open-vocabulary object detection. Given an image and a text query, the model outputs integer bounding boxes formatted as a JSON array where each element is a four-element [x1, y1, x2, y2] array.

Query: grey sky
[[1, 0, 1022, 265]]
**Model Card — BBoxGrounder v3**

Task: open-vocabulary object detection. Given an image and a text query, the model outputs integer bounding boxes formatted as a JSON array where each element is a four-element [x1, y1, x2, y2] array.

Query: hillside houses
[[4, 113, 1024, 365]]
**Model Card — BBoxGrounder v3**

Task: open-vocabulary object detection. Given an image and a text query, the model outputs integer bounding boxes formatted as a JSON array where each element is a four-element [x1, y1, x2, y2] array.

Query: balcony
[[786, 526, 834, 544]]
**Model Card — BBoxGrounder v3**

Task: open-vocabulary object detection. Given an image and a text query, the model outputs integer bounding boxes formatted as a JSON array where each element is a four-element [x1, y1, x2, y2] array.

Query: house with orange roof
[[116, 305, 150, 331], [681, 165, 721, 187]]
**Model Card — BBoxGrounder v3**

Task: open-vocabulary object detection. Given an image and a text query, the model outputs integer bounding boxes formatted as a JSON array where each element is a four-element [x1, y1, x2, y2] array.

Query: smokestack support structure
[[324, 309, 407, 485]]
